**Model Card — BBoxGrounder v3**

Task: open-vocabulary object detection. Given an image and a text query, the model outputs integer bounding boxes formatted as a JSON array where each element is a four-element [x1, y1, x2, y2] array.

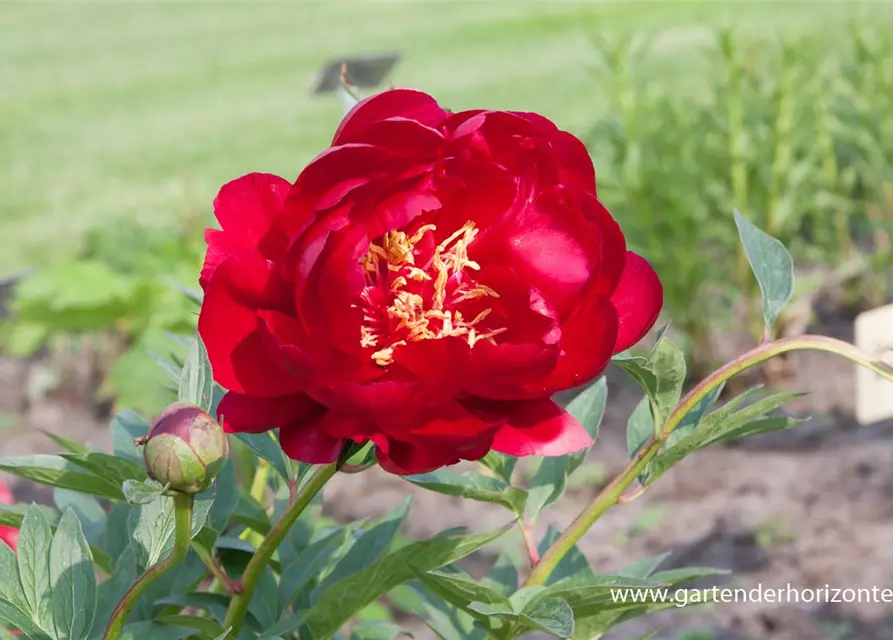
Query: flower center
[[357, 220, 506, 367]]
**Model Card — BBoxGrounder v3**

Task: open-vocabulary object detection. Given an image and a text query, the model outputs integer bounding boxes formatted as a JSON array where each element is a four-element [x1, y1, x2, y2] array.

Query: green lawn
[[1, 1, 889, 272]]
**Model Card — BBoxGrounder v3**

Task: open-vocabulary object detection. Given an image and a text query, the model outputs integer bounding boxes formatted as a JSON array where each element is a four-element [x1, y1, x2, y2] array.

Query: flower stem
[[525, 335, 893, 587], [518, 520, 540, 568], [223, 462, 338, 635], [104, 492, 194, 639]]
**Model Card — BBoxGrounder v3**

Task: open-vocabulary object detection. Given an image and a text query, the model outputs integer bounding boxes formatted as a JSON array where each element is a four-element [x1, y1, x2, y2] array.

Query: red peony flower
[[198, 89, 663, 475], [0, 480, 18, 551]]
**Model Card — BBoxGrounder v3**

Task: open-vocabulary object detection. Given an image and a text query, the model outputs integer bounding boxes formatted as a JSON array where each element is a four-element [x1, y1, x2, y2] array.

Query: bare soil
[[2, 308, 892, 640]]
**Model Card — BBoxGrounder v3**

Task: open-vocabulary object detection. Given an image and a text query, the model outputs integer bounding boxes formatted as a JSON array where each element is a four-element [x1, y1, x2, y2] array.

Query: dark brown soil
[[2, 307, 892, 640]]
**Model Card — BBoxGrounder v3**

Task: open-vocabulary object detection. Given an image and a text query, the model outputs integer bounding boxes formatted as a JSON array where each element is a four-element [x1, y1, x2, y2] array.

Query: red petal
[[372, 434, 492, 475], [306, 377, 456, 426], [502, 188, 625, 317], [333, 89, 447, 145], [491, 399, 593, 457], [0, 526, 17, 551], [200, 229, 247, 290], [213, 173, 291, 245], [217, 392, 325, 434], [279, 416, 346, 464], [0, 481, 12, 504], [526, 290, 617, 395], [510, 112, 596, 196], [611, 251, 664, 353], [198, 253, 302, 397]]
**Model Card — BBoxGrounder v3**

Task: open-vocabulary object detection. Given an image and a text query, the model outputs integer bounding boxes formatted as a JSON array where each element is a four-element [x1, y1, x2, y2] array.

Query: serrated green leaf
[[734, 209, 794, 329], [233, 432, 291, 482], [0, 455, 122, 500], [49, 508, 96, 639], [314, 497, 411, 599], [305, 523, 514, 638], [122, 479, 167, 505], [405, 471, 527, 514], [16, 504, 53, 629], [478, 452, 517, 485], [178, 333, 214, 412]]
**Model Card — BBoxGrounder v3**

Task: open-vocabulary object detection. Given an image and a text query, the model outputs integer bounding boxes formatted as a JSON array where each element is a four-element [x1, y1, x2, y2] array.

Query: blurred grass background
[[2, 0, 893, 415], [2, 0, 887, 270]]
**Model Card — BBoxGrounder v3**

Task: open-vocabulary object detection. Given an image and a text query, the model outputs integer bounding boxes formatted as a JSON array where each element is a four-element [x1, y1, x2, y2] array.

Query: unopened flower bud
[[143, 402, 229, 494]]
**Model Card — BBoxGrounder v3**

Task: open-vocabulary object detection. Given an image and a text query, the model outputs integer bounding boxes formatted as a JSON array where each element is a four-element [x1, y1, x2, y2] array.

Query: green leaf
[[153, 593, 232, 627], [52, 490, 105, 545], [419, 571, 511, 623], [519, 597, 574, 638], [122, 479, 167, 505], [536, 526, 595, 585], [0, 600, 50, 639], [118, 621, 195, 640], [16, 504, 54, 629], [61, 452, 147, 487], [614, 334, 686, 432], [304, 523, 514, 638], [178, 333, 214, 412], [247, 566, 280, 629], [626, 396, 653, 458], [564, 376, 608, 474], [92, 548, 137, 635], [154, 614, 224, 637], [405, 471, 527, 514], [0, 455, 122, 500], [486, 546, 521, 595], [40, 431, 90, 454], [646, 389, 804, 483], [733, 209, 794, 329], [49, 508, 97, 639], [208, 458, 237, 533], [477, 452, 517, 485], [526, 457, 568, 522], [279, 527, 349, 611], [617, 552, 670, 578], [110, 411, 151, 464], [233, 432, 292, 482], [350, 620, 408, 640], [314, 497, 411, 598], [128, 493, 209, 570], [0, 530, 25, 609]]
